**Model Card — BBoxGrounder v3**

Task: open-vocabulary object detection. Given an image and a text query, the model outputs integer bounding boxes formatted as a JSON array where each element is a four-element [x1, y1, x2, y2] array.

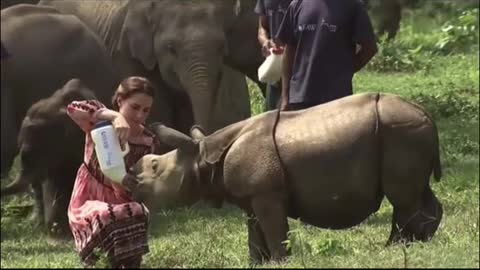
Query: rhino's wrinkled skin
[[128, 92, 443, 264]]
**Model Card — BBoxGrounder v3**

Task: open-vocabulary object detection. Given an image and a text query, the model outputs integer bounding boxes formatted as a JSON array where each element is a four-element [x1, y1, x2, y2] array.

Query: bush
[[410, 91, 479, 120], [435, 8, 479, 54], [366, 35, 433, 73], [366, 6, 478, 72]]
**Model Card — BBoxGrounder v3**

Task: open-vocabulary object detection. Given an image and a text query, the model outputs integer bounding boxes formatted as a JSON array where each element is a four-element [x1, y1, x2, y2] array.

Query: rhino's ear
[[150, 122, 196, 154], [190, 125, 206, 141], [200, 121, 246, 165], [234, 0, 242, 16]]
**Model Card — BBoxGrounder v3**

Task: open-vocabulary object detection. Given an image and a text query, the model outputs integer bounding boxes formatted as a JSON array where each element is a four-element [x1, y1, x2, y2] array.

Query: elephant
[[1, 4, 119, 178], [1, 79, 97, 238], [365, 0, 426, 40], [1, 0, 39, 10], [366, 0, 404, 40], [125, 92, 444, 264], [0, 78, 179, 238], [38, 0, 265, 134], [210, 65, 251, 132]]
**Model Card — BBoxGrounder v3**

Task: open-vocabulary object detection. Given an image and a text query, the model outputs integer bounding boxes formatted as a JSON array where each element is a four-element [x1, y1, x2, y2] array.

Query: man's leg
[[265, 82, 281, 111]]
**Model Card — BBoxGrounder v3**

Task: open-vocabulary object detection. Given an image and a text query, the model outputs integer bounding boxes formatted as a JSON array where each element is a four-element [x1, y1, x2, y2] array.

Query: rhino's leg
[[250, 192, 290, 262], [415, 186, 443, 241], [380, 120, 442, 245], [247, 213, 271, 264], [386, 185, 443, 245]]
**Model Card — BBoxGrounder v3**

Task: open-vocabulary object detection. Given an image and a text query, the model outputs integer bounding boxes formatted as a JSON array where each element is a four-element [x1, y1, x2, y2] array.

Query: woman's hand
[[112, 113, 130, 148]]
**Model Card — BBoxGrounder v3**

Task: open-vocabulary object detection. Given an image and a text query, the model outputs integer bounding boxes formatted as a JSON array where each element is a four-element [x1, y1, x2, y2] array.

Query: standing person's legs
[[265, 82, 281, 111], [285, 102, 315, 111]]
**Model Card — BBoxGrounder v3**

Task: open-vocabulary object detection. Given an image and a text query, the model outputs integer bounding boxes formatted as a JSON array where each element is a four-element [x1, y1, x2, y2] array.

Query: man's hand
[[262, 39, 284, 57], [354, 41, 378, 73]]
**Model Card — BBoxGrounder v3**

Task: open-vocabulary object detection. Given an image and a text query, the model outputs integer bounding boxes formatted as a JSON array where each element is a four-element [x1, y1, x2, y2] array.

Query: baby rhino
[[126, 92, 443, 264]]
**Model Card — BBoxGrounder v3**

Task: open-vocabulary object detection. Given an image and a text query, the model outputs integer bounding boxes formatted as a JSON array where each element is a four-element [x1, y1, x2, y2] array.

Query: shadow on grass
[[362, 207, 393, 228], [0, 218, 74, 244], [1, 240, 74, 255], [147, 203, 246, 238]]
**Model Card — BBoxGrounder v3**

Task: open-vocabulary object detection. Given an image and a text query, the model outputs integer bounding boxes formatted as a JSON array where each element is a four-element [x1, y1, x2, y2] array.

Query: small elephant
[[127, 92, 444, 264], [1, 79, 97, 237], [1, 4, 119, 177]]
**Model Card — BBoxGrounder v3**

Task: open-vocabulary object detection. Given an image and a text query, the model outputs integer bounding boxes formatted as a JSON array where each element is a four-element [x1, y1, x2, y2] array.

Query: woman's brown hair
[[111, 76, 155, 110]]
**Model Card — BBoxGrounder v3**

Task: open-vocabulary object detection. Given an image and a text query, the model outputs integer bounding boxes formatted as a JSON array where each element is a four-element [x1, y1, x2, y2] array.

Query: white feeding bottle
[[258, 47, 284, 84], [90, 120, 130, 184]]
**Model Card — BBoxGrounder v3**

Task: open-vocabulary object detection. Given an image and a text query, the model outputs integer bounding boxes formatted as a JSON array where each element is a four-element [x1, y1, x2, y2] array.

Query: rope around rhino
[[271, 106, 296, 212]]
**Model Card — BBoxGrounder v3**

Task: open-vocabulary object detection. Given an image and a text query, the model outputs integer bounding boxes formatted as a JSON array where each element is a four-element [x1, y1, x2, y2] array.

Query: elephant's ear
[[58, 78, 97, 105], [119, 1, 156, 70], [200, 119, 249, 165]]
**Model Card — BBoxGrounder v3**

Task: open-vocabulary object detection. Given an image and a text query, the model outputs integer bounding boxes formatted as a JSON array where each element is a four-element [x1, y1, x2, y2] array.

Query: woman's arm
[[67, 100, 130, 146]]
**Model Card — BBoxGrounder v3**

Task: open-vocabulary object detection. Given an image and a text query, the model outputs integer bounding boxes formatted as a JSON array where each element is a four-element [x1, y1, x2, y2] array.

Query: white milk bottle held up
[[258, 47, 284, 84], [90, 120, 130, 184]]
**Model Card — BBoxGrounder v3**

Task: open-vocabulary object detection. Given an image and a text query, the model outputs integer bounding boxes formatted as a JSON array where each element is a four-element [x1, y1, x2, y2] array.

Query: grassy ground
[[1, 5, 479, 269]]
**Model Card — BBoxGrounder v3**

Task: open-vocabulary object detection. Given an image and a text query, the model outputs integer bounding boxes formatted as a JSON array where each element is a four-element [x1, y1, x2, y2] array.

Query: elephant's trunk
[[0, 168, 38, 196], [189, 68, 216, 132], [182, 42, 223, 134]]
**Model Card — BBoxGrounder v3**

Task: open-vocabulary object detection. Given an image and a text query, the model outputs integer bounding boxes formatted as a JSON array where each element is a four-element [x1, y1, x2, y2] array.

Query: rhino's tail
[[403, 97, 443, 182], [431, 116, 442, 181], [413, 101, 442, 182]]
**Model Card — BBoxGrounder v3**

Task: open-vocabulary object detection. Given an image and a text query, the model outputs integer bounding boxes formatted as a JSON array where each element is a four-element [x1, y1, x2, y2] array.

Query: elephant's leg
[[247, 213, 271, 264], [376, 0, 402, 40], [42, 174, 73, 239], [1, 84, 18, 178], [250, 192, 290, 262], [44, 169, 77, 238], [29, 181, 45, 227]]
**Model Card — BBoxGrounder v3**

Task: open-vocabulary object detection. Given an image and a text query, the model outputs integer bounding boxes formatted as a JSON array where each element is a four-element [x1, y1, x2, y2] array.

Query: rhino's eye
[[151, 159, 159, 173], [167, 42, 177, 57]]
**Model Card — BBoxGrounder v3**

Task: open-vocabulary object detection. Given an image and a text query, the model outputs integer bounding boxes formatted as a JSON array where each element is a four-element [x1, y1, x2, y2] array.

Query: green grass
[[2, 5, 479, 269]]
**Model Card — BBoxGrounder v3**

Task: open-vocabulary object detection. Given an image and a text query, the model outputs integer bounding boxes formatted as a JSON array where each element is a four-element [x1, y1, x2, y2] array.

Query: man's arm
[[353, 41, 378, 73], [352, 0, 378, 73], [280, 43, 296, 110], [258, 15, 270, 46], [258, 15, 279, 56]]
